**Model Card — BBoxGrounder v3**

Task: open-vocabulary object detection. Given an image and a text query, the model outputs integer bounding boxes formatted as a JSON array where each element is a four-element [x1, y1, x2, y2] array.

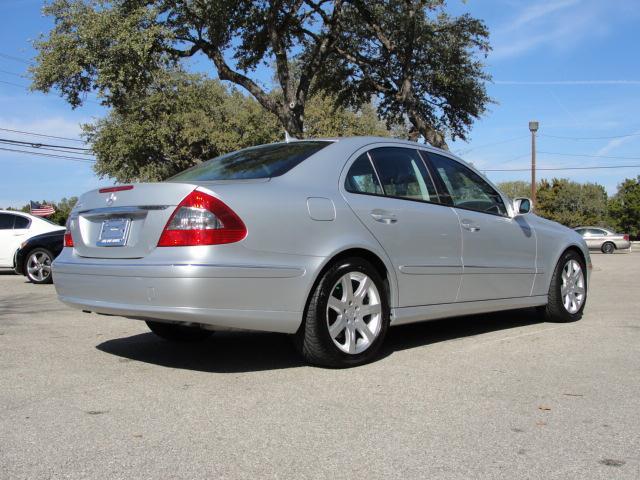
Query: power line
[[483, 165, 640, 172], [0, 127, 86, 144], [0, 146, 95, 163], [0, 137, 92, 152], [538, 151, 640, 161], [540, 132, 640, 140], [0, 142, 94, 158], [0, 52, 31, 65], [0, 79, 100, 106], [453, 135, 528, 155], [0, 68, 26, 78]]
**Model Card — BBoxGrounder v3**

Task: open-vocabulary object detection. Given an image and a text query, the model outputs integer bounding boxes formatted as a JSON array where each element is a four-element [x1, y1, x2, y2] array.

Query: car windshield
[[169, 141, 331, 181]]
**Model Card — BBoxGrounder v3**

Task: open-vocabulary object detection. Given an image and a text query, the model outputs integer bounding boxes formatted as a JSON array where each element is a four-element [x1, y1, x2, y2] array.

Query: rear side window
[[13, 216, 30, 229], [0, 213, 15, 229], [170, 141, 331, 181], [368, 148, 439, 202], [427, 153, 507, 216], [345, 154, 383, 195]]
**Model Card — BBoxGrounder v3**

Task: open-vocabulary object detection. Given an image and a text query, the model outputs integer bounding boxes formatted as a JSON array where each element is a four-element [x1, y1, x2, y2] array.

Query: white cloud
[[489, 0, 631, 60], [596, 130, 640, 156]]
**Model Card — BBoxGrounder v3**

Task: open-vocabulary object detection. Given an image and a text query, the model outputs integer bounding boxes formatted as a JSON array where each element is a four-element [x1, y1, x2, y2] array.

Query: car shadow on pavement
[[96, 308, 543, 373]]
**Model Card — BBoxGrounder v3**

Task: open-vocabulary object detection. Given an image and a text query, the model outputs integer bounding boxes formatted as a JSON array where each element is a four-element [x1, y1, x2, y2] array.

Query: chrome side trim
[[399, 265, 463, 275]]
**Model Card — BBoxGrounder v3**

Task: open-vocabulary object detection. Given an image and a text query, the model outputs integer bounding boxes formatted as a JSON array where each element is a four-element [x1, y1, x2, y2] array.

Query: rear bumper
[[53, 256, 320, 334]]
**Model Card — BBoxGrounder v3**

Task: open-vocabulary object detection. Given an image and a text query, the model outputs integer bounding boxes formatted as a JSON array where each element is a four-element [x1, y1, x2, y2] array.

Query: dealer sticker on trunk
[[97, 218, 131, 247]]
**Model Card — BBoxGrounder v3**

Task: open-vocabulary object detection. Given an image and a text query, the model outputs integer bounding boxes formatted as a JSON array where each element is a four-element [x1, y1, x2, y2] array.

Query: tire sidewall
[[310, 258, 390, 366], [25, 248, 53, 284]]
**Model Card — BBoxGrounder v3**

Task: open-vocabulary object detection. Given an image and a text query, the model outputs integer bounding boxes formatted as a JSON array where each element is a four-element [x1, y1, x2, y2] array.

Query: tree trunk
[[407, 111, 448, 150], [278, 103, 305, 139]]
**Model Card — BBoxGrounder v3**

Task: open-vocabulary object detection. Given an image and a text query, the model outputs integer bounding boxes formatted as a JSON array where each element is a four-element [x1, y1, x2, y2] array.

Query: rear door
[[425, 152, 536, 302], [342, 146, 462, 307], [0, 213, 16, 266]]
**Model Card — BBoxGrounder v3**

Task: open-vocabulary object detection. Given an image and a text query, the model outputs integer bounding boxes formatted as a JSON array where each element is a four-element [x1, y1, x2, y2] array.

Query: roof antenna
[[284, 130, 299, 143]]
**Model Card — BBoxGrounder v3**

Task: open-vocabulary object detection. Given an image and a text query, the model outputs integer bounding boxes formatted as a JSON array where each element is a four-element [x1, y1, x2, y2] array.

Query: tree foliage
[[496, 181, 531, 200], [31, 0, 491, 146], [84, 70, 403, 182], [608, 176, 640, 238], [534, 178, 609, 228]]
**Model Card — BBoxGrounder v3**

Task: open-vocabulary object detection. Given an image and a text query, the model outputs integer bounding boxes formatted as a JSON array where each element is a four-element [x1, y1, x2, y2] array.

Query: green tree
[[496, 181, 531, 200], [31, 0, 491, 146], [608, 176, 640, 238], [85, 70, 404, 182], [535, 178, 609, 228]]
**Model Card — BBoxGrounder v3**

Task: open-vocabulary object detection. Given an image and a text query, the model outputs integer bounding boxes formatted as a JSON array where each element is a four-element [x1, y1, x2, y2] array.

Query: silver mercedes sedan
[[54, 137, 591, 367]]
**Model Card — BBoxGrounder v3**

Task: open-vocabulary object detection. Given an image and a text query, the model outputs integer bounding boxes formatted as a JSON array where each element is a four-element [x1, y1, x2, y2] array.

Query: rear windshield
[[169, 141, 331, 181]]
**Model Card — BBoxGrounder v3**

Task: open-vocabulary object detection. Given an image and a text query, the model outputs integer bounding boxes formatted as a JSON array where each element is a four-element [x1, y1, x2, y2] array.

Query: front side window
[[345, 154, 383, 195], [427, 153, 507, 216], [169, 141, 331, 181], [0, 213, 15, 230], [368, 147, 439, 202]]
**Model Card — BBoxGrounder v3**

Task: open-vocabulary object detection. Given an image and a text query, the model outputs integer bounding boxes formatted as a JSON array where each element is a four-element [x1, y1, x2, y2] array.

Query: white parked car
[[0, 210, 65, 270]]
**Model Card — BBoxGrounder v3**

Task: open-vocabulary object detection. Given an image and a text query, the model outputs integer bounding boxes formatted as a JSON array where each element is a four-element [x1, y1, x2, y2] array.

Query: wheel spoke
[[328, 296, 346, 313], [354, 276, 371, 302], [341, 275, 354, 303], [574, 286, 585, 296], [359, 304, 381, 317], [356, 319, 375, 343], [345, 324, 357, 354], [329, 315, 347, 339]]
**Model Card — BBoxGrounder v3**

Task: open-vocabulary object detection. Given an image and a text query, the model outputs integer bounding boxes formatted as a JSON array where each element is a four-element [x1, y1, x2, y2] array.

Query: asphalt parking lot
[[1, 251, 639, 479]]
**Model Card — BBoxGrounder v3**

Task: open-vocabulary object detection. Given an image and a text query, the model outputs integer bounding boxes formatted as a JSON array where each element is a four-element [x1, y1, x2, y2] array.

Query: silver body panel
[[54, 137, 591, 334]]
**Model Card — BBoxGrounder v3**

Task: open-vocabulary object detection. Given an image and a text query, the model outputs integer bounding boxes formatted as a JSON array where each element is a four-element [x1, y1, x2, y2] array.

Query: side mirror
[[513, 197, 532, 215]]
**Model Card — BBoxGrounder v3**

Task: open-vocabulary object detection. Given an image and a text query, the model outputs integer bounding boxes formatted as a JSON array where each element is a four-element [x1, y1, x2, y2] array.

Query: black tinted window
[[345, 154, 383, 195], [13, 216, 30, 229], [0, 213, 15, 229], [170, 142, 331, 181], [369, 148, 439, 202], [428, 153, 507, 216]]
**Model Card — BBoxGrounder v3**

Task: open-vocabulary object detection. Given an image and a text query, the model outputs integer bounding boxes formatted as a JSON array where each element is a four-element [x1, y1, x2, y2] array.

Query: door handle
[[461, 220, 480, 232], [370, 210, 398, 224]]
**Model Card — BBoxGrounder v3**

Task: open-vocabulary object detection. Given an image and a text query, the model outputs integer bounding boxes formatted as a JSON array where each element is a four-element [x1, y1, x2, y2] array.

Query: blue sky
[[1, 0, 640, 208]]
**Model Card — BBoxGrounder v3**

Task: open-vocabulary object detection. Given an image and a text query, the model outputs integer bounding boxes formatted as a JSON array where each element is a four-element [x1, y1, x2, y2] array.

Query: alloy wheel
[[326, 271, 382, 354], [561, 259, 585, 314], [27, 251, 52, 282]]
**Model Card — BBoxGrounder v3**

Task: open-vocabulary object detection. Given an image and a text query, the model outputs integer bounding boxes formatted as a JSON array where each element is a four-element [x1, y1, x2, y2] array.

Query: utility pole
[[529, 121, 539, 206]]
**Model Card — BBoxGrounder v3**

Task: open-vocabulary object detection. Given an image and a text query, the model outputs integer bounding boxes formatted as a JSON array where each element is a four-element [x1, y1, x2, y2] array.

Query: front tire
[[295, 257, 390, 368], [601, 242, 615, 254], [538, 250, 587, 323], [25, 248, 54, 284], [146, 321, 213, 342]]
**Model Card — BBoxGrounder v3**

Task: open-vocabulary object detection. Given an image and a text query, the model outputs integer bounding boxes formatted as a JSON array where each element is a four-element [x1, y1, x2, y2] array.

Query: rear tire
[[294, 257, 390, 368], [538, 249, 587, 323], [601, 242, 615, 254], [146, 321, 213, 342], [24, 248, 54, 285]]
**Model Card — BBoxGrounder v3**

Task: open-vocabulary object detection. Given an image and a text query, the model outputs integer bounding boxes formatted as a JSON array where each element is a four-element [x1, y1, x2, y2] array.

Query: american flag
[[30, 201, 56, 217]]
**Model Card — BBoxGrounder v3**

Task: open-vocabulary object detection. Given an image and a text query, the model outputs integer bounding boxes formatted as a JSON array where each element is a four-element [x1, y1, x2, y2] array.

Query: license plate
[[97, 218, 131, 247]]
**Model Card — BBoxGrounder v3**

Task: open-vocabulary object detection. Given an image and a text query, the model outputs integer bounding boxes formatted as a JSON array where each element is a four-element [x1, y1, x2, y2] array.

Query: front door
[[426, 152, 536, 301], [342, 146, 462, 307]]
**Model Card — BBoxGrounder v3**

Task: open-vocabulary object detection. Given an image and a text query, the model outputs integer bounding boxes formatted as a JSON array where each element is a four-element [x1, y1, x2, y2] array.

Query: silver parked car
[[574, 227, 630, 254], [54, 137, 591, 367]]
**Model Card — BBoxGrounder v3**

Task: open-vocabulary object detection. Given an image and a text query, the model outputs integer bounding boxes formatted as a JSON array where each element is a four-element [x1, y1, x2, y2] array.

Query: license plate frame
[[97, 217, 131, 247]]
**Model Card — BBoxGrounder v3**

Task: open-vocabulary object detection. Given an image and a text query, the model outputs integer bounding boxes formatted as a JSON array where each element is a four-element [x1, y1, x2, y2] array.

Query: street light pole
[[529, 121, 539, 207]]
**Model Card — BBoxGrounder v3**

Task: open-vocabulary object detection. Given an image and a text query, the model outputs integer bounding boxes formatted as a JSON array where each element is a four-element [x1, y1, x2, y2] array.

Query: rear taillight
[[99, 185, 134, 193], [64, 216, 75, 247], [64, 231, 74, 247], [157, 190, 247, 247], [623, 234, 629, 241]]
